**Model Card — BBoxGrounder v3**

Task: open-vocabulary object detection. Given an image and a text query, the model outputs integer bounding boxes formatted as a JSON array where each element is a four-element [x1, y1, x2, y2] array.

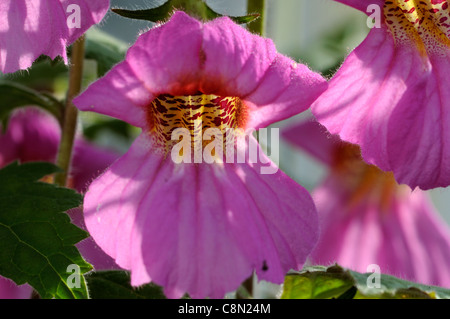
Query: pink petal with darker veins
[[83, 134, 318, 298], [311, 25, 450, 190], [311, 178, 450, 287], [200, 17, 327, 128], [74, 11, 327, 131]]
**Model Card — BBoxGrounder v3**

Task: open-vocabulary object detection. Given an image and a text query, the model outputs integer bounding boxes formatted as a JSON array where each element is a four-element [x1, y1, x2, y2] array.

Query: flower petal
[[68, 207, 120, 271], [387, 52, 450, 189], [282, 119, 341, 166], [245, 55, 327, 129], [311, 26, 450, 189], [125, 11, 204, 96], [0, 277, 31, 299], [0, 108, 60, 166], [201, 16, 327, 129], [73, 60, 152, 127], [62, 0, 110, 44], [74, 11, 327, 130], [200, 16, 278, 97], [334, 0, 383, 13], [71, 139, 120, 193], [311, 179, 450, 287], [84, 134, 318, 298], [0, 0, 109, 73]]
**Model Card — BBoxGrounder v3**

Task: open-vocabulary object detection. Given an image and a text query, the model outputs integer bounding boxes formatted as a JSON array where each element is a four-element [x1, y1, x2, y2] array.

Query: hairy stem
[[247, 0, 266, 35], [55, 37, 85, 187]]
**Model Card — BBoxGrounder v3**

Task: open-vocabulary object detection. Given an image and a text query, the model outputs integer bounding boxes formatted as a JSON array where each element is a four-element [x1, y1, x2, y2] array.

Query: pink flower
[[0, 107, 121, 298], [283, 119, 450, 287], [0, 108, 119, 193], [311, 0, 450, 190], [73, 11, 327, 298], [0, 0, 109, 73]]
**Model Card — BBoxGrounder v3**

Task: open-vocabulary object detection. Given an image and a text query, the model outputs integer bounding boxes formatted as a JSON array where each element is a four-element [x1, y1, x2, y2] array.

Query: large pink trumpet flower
[[0, 0, 109, 74], [311, 0, 450, 190], [284, 119, 450, 287], [73, 11, 327, 298]]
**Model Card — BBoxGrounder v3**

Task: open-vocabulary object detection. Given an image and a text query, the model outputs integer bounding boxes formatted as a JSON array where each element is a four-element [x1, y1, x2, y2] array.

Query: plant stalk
[[247, 0, 266, 35], [55, 37, 85, 187]]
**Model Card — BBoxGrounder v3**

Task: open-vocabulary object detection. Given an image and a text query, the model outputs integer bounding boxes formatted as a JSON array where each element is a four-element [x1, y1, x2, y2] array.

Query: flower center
[[383, 0, 450, 55], [147, 93, 247, 154]]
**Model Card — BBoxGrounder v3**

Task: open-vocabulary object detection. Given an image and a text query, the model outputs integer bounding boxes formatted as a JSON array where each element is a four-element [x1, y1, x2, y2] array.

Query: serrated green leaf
[[0, 162, 92, 299], [0, 81, 63, 128], [282, 264, 450, 299], [86, 271, 167, 299]]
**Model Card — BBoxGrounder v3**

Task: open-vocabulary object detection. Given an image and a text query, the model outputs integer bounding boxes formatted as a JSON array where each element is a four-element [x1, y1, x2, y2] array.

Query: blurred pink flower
[[312, 0, 450, 190], [73, 11, 327, 298], [0, 0, 109, 73], [284, 119, 450, 287], [0, 107, 121, 298]]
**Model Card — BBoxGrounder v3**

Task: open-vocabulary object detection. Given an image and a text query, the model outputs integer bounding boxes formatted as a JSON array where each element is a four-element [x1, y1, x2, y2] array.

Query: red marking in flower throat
[[383, 0, 450, 56], [146, 93, 248, 155]]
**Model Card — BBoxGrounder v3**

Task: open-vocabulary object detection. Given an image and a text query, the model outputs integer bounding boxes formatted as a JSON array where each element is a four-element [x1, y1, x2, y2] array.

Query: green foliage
[[2, 56, 68, 91], [111, 0, 259, 24], [0, 162, 92, 299], [86, 271, 167, 299], [282, 265, 450, 299], [83, 118, 133, 141], [0, 81, 64, 130], [111, 0, 173, 23], [84, 30, 127, 77], [282, 265, 355, 299]]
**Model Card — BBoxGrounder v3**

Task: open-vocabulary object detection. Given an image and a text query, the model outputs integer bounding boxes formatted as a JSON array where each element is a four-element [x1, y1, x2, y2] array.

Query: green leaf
[[0, 162, 92, 299], [86, 271, 167, 299], [84, 29, 127, 77], [204, 4, 260, 24], [83, 118, 133, 141], [282, 265, 355, 299], [348, 269, 450, 299], [0, 80, 63, 128], [111, 0, 172, 23], [282, 264, 450, 299], [229, 14, 260, 25], [111, 0, 259, 24]]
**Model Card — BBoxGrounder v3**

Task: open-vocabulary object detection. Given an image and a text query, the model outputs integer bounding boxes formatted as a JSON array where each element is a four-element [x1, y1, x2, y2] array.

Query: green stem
[[55, 37, 85, 187], [247, 0, 266, 35], [171, 0, 210, 20]]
